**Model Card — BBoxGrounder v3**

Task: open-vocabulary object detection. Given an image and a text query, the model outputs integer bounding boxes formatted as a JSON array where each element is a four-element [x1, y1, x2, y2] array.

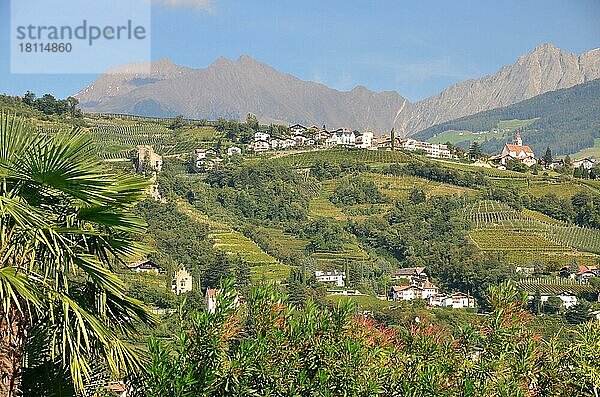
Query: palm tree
[[0, 113, 155, 395]]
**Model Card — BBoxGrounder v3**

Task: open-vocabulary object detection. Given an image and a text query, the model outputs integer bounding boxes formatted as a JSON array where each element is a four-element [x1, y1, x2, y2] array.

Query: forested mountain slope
[[414, 78, 600, 155]]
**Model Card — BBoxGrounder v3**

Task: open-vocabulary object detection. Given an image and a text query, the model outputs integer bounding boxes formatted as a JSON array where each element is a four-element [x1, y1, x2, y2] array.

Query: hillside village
[[123, 115, 600, 318]]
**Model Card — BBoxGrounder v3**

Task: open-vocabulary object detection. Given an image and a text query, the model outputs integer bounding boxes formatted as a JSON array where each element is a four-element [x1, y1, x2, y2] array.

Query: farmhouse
[[326, 128, 356, 146], [172, 268, 193, 295], [126, 259, 160, 274], [535, 291, 579, 309], [289, 124, 308, 135], [573, 157, 596, 170], [254, 131, 271, 142], [315, 270, 346, 287], [576, 265, 600, 283], [389, 285, 423, 301], [422, 280, 440, 299], [391, 267, 429, 284]]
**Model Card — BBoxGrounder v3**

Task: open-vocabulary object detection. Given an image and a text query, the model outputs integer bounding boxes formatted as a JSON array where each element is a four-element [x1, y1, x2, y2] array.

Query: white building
[[355, 131, 374, 149], [421, 281, 440, 299], [136, 145, 163, 173], [397, 139, 451, 158], [205, 288, 240, 313], [491, 132, 536, 166], [315, 270, 346, 287], [227, 146, 242, 156], [289, 124, 308, 135], [205, 288, 219, 313], [126, 259, 160, 274], [252, 140, 270, 152], [428, 292, 475, 309], [391, 267, 429, 285], [326, 129, 356, 147], [573, 158, 596, 170], [172, 268, 193, 295], [389, 285, 423, 301], [537, 291, 578, 309], [254, 131, 271, 142]]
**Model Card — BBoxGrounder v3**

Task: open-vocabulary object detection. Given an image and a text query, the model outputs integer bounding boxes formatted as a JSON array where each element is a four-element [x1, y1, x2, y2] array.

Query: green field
[[427, 118, 538, 145], [363, 173, 478, 199], [497, 118, 539, 131], [527, 180, 591, 199], [569, 137, 600, 160], [428, 129, 509, 145]]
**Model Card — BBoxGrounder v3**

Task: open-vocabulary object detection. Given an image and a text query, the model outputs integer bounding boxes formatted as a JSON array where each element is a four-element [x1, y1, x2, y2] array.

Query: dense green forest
[[414, 79, 600, 155]]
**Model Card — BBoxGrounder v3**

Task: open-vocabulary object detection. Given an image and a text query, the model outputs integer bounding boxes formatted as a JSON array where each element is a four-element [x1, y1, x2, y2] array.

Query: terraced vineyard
[[363, 173, 478, 199], [308, 180, 347, 220], [469, 230, 568, 252], [517, 277, 595, 294], [252, 226, 310, 258], [176, 201, 291, 281], [86, 117, 216, 159], [465, 200, 600, 256], [505, 251, 599, 268], [275, 148, 411, 168], [527, 180, 591, 199], [311, 241, 371, 268]]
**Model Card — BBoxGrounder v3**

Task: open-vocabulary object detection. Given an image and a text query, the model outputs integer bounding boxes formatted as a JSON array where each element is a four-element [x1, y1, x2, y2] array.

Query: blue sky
[[1, 0, 599, 101]]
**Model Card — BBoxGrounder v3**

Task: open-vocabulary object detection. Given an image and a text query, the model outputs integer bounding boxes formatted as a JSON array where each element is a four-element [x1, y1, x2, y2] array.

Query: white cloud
[[151, 0, 214, 11]]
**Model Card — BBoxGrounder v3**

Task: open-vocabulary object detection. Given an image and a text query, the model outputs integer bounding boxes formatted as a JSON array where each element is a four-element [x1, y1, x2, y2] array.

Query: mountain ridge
[[75, 43, 600, 135]]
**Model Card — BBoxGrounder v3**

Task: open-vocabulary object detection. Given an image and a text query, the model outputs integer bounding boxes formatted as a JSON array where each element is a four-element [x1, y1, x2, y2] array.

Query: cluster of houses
[[388, 267, 475, 309], [194, 146, 242, 169], [249, 124, 451, 159], [560, 264, 600, 283], [312, 267, 474, 309]]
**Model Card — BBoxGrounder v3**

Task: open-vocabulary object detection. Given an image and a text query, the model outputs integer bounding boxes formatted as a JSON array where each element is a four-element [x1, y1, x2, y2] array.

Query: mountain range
[[75, 43, 600, 136]]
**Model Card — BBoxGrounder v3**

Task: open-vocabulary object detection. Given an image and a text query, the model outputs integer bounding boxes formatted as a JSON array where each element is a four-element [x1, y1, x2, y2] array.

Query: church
[[491, 132, 537, 167]]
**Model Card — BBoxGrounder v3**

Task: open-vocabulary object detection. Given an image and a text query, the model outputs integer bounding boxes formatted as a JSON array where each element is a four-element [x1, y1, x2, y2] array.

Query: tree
[[544, 296, 563, 314], [409, 187, 426, 204], [468, 141, 481, 160], [565, 301, 592, 324], [23, 91, 36, 106], [531, 290, 543, 315], [245, 113, 259, 132], [0, 114, 154, 395], [543, 147, 553, 167], [564, 155, 572, 168], [169, 115, 185, 130], [66, 96, 79, 117]]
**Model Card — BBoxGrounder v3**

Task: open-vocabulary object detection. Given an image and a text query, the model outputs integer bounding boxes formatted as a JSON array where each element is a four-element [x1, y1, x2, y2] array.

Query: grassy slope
[[427, 118, 537, 146]]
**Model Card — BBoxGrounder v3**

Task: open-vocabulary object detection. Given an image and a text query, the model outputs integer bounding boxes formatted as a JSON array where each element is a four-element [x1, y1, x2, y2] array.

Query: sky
[[1, 0, 599, 102]]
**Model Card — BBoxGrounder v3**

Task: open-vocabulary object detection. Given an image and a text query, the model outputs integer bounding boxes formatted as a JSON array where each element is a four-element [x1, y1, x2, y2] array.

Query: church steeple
[[513, 131, 523, 146]]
